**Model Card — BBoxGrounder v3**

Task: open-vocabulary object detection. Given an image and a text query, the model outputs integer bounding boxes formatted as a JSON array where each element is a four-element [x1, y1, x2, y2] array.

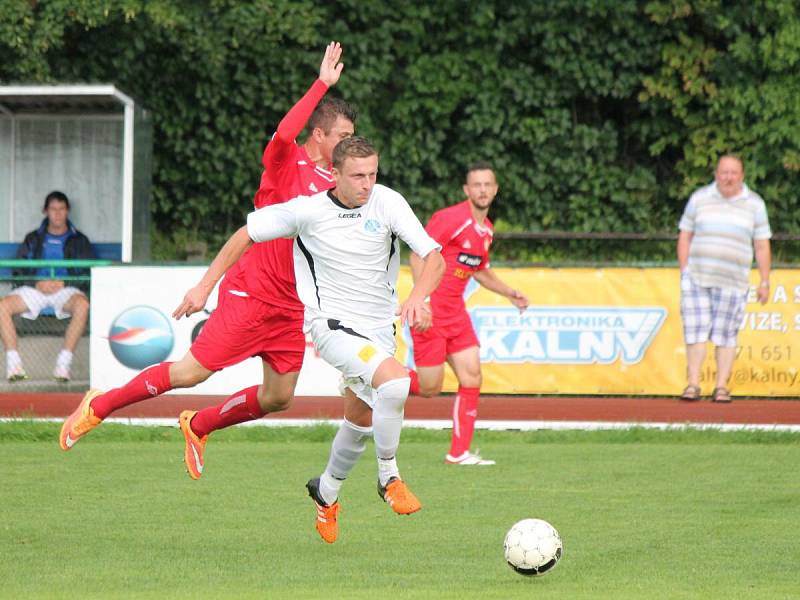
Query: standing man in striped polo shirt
[[677, 155, 771, 402]]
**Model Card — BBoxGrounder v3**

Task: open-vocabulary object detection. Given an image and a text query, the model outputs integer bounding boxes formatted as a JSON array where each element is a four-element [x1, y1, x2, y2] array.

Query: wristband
[[759, 282, 770, 289]]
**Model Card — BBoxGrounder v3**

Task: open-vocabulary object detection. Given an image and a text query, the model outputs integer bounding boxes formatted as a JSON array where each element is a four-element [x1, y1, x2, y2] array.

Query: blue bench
[[0, 242, 122, 261], [0, 242, 120, 278]]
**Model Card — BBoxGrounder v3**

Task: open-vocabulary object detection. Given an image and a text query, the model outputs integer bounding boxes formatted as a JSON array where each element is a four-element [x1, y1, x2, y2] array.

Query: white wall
[[4, 116, 124, 243], [0, 116, 11, 241]]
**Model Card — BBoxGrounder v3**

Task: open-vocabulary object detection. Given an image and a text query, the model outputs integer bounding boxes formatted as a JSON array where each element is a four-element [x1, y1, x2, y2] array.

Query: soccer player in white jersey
[[174, 136, 444, 543]]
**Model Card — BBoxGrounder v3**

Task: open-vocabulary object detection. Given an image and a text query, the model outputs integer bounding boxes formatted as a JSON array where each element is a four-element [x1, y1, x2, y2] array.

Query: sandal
[[712, 387, 732, 403], [679, 385, 701, 401]]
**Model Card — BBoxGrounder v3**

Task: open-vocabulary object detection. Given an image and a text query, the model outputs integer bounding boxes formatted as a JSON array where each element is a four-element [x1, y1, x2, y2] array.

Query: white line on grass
[[3, 416, 800, 432]]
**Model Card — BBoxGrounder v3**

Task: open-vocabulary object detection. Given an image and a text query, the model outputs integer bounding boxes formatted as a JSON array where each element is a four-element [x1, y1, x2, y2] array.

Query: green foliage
[[1, 1, 798, 260], [641, 0, 800, 228]]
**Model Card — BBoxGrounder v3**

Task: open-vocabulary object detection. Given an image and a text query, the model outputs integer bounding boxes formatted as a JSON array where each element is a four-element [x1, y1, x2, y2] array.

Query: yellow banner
[[395, 267, 800, 396]]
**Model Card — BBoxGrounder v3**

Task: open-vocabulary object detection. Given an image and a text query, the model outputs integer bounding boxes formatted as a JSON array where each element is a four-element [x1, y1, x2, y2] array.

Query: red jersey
[[426, 200, 493, 323], [225, 80, 335, 309]]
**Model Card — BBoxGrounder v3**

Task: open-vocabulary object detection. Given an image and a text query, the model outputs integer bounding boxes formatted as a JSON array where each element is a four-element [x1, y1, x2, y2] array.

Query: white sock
[[319, 471, 343, 507], [319, 419, 372, 505], [373, 377, 410, 486], [6, 350, 22, 370], [378, 456, 399, 487], [56, 349, 73, 368]]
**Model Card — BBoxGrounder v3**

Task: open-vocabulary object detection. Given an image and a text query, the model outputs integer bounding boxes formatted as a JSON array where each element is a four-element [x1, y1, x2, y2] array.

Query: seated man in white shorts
[[173, 136, 444, 543], [0, 191, 93, 382]]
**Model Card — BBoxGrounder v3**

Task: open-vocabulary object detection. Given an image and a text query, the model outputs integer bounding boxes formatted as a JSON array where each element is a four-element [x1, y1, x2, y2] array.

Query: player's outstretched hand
[[510, 289, 529, 313], [319, 41, 344, 87], [398, 296, 431, 331], [172, 285, 211, 319]]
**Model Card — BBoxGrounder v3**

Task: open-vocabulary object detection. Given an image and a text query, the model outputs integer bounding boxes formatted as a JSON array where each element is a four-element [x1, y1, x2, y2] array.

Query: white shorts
[[309, 318, 396, 408], [9, 286, 85, 320]]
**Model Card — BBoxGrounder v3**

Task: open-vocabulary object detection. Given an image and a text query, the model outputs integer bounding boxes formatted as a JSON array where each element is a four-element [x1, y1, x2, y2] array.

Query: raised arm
[[473, 268, 528, 312], [318, 41, 344, 88], [266, 42, 344, 161], [172, 226, 252, 319]]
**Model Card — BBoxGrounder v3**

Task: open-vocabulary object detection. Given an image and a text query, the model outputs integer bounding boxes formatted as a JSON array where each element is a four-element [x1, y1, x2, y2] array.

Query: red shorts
[[410, 308, 479, 367], [190, 282, 305, 374]]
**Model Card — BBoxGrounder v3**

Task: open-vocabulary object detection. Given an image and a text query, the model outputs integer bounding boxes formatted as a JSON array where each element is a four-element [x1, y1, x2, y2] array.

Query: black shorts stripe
[[327, 319, 369, 340]]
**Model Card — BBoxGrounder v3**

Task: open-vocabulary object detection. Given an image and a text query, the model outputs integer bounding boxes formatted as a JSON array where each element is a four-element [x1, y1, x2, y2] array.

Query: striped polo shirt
[[679, 182, 771, 291]]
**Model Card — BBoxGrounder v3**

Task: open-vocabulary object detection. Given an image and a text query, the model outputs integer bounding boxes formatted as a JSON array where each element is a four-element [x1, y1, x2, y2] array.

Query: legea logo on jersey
[[471, 306, 666, 364], [107, 306, 175, 370]]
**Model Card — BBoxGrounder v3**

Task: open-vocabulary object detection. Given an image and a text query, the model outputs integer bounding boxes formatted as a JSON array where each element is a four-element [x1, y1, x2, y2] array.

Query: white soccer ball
[[503, 518, 562, 577]]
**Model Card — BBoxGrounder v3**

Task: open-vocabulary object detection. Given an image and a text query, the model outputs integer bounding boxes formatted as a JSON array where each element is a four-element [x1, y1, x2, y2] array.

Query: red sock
[[91, 362, 173, 419], [408, 369, 420, 395], [189, 385, 264, 438], [449, 386, 480, 458]]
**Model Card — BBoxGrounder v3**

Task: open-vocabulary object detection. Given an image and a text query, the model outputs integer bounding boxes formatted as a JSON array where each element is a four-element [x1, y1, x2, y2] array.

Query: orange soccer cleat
[[59, 389, 103, 451], [306, 478, 340, 543], [179, 410, 208, 480], [378, 477, 422, 515]]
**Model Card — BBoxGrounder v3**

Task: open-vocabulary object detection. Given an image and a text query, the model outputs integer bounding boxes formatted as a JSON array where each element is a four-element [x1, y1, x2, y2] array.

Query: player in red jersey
[[407, 162, 529, 465], [59, 43, 355, 480]]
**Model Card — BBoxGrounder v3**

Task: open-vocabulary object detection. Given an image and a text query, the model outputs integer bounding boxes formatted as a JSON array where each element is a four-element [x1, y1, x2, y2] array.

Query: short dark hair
[[332, 136, 378, 170], [44, 190, 70, 210], [466, 161, 495, 180], [308, 97, 357, 134]]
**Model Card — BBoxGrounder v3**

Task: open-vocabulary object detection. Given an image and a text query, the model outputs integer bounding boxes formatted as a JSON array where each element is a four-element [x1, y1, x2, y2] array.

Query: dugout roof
[[0, 85, 152, 262]]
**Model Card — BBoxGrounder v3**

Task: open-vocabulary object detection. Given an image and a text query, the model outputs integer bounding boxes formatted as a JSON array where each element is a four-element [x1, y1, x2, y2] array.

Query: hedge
[[2, 0, 798, 260]]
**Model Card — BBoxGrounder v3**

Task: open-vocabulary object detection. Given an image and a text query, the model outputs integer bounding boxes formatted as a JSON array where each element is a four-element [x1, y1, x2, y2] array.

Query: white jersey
[[247, 183, 440, 329]]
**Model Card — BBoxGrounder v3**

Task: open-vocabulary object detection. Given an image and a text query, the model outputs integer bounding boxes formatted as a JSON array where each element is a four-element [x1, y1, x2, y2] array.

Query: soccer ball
[[503, 518, 562, 577]]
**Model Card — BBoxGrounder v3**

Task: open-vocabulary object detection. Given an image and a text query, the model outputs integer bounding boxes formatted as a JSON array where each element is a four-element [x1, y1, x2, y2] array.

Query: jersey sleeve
[[753, 198, 772, 240], [388, 193, 441, 258], [678, 194, 697, 232], [262, 79, 329, 169], [247, 197, 304, 243]]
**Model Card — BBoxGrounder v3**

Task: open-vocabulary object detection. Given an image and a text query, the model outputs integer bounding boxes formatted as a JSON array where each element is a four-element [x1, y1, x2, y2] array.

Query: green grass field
[[2, 422, 799, 599]]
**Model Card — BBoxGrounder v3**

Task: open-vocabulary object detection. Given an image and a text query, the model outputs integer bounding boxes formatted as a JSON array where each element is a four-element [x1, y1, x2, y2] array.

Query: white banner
[[90, 266, 341, 395]]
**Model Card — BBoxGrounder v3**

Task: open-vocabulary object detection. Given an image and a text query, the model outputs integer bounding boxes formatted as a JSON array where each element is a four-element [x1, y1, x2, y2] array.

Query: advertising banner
[[396, 267, 800, 396], [90, 266, 340, 395], [91, 266, 800, 396]]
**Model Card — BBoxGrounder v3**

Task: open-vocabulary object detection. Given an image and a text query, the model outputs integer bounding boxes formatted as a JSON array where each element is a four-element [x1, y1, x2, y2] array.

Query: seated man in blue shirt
[[0, 191, 94, 382]]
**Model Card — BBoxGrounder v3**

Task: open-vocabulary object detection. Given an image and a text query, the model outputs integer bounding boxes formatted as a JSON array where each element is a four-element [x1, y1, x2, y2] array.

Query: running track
[[2, 393, 800, 429]]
